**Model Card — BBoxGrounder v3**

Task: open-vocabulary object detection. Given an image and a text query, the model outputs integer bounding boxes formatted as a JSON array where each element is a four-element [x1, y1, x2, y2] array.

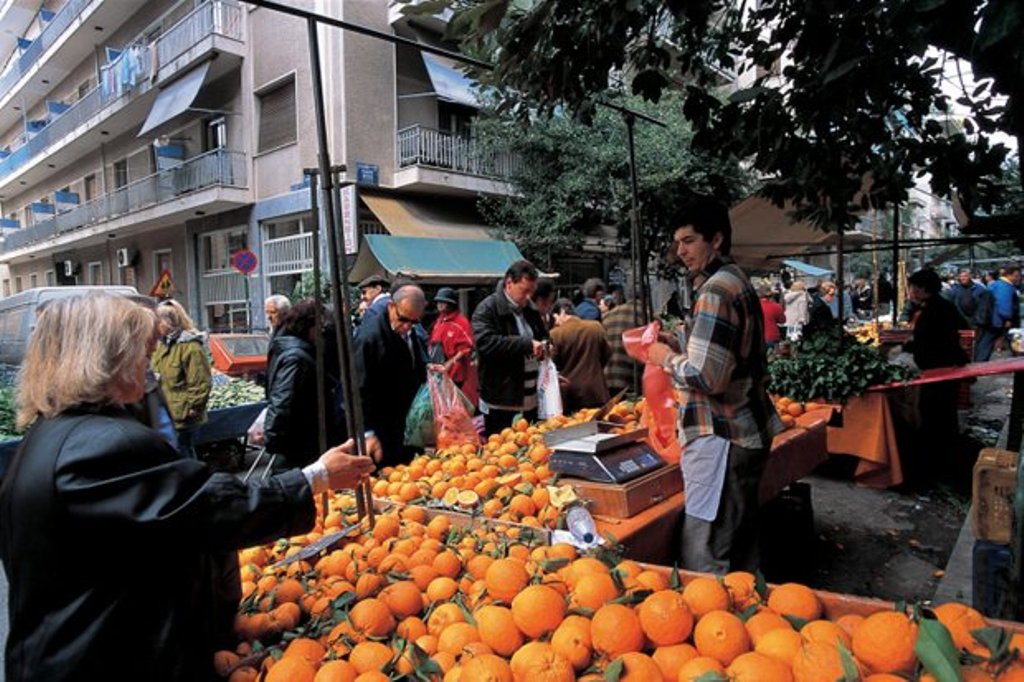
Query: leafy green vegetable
[[0, 386, 18, 439], [207, 379, 266, 410]]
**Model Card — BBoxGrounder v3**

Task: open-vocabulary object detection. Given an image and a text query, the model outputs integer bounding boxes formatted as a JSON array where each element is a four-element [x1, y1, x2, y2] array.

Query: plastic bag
[[537, 357, 564, 420], [623, 322, 682, 463], [404, 383, 435, 449], [247, 407, 267, 445], [430, 371, 480, 449]]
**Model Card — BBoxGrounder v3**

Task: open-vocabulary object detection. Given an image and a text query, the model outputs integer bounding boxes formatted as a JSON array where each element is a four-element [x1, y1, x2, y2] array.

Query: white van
[[0, 286, 139, 366]]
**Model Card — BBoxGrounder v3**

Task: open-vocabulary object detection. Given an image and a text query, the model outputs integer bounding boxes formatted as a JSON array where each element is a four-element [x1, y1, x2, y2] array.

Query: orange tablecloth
[[826, 392, 905, 488]]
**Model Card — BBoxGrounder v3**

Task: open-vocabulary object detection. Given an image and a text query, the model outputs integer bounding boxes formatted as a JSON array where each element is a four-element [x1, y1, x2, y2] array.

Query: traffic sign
[[231, 249, 259, 275], [149, 270, 176, 298]]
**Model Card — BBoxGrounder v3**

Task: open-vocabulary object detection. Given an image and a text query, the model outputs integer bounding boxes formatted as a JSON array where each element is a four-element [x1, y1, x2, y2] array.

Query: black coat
[[0, 406, 313, 682], [265, 334, 342, 467], [472, 284, 549, 408], [803, 296, 837, 338], [355, 309, 427, 466], [905, 295, 969, 370]]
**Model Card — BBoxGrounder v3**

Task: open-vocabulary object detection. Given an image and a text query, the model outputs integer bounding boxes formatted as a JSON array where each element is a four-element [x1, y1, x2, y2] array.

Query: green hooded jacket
[[151, 331, 212, 430]]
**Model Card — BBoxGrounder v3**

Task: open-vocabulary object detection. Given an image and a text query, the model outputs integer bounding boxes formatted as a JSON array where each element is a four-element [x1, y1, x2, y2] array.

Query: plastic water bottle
[[566, 505, 598, 546]]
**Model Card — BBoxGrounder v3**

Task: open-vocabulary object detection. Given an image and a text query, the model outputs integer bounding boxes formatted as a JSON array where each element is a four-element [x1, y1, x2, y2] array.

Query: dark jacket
[[355, 309, 427, 466], [264, 333, 338, 467], [905, 295, 969, 370], [0, 407, 313, 682], [472, 283, 549, 408], [575, 298, 602, 322], [943, 280, 993, 328], [803, 295, 837, 338]]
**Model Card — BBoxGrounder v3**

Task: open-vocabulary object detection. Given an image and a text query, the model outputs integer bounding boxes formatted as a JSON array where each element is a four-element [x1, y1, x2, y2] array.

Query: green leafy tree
[[417, 0, 1022, 231], [473, 92, 753, 264]]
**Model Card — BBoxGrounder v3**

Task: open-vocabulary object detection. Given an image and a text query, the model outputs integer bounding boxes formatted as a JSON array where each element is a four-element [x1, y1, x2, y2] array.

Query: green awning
[[349, 235, 529, 285]]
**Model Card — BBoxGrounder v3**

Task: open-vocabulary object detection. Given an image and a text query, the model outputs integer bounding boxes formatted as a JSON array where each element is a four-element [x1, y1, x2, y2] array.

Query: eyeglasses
[[396, 312, 420, 324]]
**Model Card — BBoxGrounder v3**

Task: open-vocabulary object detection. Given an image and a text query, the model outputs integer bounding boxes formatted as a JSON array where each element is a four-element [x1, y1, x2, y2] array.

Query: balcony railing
[[264, 232, 314, 276], [0, 0, 95, 101], [0, 0, 243, 184], [2, 149, 247, 252], [201, 269, 247, 304], [397, 125, 522, 179], [157, 0, 243, 67]]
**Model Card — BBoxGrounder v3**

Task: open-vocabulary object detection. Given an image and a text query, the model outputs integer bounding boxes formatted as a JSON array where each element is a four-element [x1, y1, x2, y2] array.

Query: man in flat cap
[[358, 273, 391, 324]]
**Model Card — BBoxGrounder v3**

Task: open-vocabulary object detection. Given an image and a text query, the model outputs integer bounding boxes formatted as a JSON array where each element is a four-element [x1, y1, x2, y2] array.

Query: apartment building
[[0, 0, 517, 330]]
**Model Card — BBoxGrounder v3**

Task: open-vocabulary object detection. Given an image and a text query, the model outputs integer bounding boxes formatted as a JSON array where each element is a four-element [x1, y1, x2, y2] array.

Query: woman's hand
[[318, 440, 377, 489]]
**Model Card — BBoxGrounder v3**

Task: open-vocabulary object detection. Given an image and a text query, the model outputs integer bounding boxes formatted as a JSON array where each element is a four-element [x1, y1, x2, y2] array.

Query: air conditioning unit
[[62, 260, 75, 277], [116, 248, 132, 268]]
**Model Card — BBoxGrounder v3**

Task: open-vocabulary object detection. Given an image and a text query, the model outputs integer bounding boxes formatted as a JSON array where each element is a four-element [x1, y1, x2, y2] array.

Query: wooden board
[[566, 464, 682, 519]]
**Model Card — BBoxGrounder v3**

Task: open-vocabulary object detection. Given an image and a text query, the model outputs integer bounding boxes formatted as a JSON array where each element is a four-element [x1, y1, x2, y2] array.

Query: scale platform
[[549, 441, 665, 484]]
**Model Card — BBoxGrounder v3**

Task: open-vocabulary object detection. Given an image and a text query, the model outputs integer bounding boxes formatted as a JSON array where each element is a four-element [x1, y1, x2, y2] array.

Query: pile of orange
[[771, 396, 825, 429], [371, 404, 644, 530], [218, 504, 1024, 682]]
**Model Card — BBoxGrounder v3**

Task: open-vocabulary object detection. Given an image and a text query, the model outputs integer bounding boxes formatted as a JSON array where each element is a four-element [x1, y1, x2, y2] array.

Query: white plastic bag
[[536, 358, 563, 419], [247, 407, 267, 445]]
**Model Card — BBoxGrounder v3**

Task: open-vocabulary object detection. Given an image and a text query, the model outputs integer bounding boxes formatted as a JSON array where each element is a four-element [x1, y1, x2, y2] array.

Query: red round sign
[[231, 249, 258, 275]]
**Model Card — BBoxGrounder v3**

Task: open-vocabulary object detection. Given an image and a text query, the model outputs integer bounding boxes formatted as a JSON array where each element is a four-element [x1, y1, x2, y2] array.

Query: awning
[[349, 235, 526, 285], [782, 259, 834, 277], [138, 61, 211, 137], [361, 192, 493, 241], [421, 53, 479, 108]]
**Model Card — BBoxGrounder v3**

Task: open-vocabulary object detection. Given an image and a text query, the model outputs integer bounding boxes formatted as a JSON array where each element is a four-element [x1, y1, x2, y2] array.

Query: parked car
[[0, 286, 139, 366], [208, 333, 269, 380]]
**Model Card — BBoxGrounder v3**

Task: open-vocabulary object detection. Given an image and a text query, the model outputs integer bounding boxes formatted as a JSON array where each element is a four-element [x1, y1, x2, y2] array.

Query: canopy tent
[[782, 259, 834, 277], [728, 195, 873, 271], [360, 192, 493, 241], [349, 235, 529, 285]]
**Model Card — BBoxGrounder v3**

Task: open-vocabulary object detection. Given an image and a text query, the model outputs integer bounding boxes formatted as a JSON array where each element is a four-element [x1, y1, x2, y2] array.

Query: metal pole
[[305, 168, 329, 523], [892, 204, 901, 318], [306, 18, 373, 526], [624, 112, 650, 327], [837, 225, 845, 343]]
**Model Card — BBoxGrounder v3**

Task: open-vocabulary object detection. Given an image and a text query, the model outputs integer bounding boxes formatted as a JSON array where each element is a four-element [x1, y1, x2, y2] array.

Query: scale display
[[549, 442, 665, 484]]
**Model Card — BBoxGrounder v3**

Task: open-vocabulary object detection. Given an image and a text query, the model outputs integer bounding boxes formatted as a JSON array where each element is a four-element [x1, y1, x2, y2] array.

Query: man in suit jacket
[[549, 299, 612, 413], [355, 284, 428, 466]]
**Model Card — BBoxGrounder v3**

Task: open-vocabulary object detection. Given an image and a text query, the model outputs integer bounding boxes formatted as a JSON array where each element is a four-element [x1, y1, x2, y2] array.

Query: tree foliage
[[411, 0, 1023, 231], [472, 92, 753, 263]]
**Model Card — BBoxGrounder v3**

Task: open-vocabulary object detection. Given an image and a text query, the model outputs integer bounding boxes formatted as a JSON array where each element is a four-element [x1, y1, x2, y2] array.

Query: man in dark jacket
[[356, 284, 428, 466], [942, 270, 992, 330], [472, 260, 549, 434], [575, 277, 605, 322]]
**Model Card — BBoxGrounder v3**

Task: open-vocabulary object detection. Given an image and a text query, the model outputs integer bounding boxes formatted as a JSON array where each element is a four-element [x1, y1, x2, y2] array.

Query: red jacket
[[760, 298, 786, 343], [429, 311, 477, 400]]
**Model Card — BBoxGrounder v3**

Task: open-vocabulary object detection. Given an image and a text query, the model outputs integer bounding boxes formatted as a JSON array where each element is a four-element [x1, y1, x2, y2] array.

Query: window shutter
[[258, 80, 296, 152]]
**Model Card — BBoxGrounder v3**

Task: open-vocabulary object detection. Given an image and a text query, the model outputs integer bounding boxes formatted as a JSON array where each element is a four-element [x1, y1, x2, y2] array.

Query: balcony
[[394, 125, 521, 197], [264, 232, 314, 277], [1, 149, 248, 256], [0, 0, 244, 193]]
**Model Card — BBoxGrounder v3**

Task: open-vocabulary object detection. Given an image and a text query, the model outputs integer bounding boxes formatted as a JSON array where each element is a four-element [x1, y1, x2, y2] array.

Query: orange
[[265, 657, 316, 682], [427, 576, 460, 603], [275, 577, 306, 604], [349, 598, 396, 639], [617, 652, 663, 681], [727, 651, 793, 682], [767, 583, 822, 622], [314, 660, 358, 682], [460, 654, 513, 682], [791, 641, 860, 682], [801, 619, 852, 649], [467, 554, 494, 580], [851, 611, 918, 674], [570, 573, 621, 611], [283, 637, 327, 666], [372, 514, 401, 542], [864, 675, 911, 682], [635, 570, 670, 592], [693, 610, 750, 666], [676, 656, 726, 681], [434, 550, 463, 579], [379, 580, 423, 619], [722, 571, 761, 611], [591, 603, 645, 660], [564, 557, 611, 589], [397, 616, 428, 642], [428, 603, 467, 637], [651, 643, 698, 682], [511, 584, 566, 639], [835, 614, 865, 640], [638, 590, 694, 646], [213, 651, 241, 678], [682, 577, 731, 618], [509, 641, 575, 681], [786, 402, 804, 417], [437, 622, 481, 656], [932, 602, 987, 653], [745, 610, 794, 645], [353, 673, 389, 682], [348, 641, 393, 674], [475, 605, 523, 657], [551, 615, 593, 671], [755, 628, 803, 667], [485, 558, 530, 603]]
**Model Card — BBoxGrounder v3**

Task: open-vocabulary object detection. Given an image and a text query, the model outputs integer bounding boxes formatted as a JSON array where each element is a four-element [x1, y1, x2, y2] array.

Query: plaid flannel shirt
[[664, 257, 783, 450]]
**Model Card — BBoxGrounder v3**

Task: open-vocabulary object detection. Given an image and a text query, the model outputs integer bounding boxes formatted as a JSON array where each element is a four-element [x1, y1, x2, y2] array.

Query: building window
[[2, 280, 9, 297], [84, 174, 98, 201], [14, 277, 22, 294], [257, 78, 296, 152], [202, 228, 247, 272], [45, 270, 55, 286], [205, 115, 227, 151], [87, 261, 103, 285], [113, 159, 129, 189], [154, 249, 173, 277], [29, 273, 37, 289]]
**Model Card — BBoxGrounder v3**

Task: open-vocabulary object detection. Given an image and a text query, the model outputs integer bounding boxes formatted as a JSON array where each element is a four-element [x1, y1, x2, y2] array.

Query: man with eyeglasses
[[355, 283, 429, 466]]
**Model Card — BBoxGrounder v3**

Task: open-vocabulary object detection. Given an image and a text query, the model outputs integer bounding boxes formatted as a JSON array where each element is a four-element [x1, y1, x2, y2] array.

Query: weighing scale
[[546, 423, 666, 484]]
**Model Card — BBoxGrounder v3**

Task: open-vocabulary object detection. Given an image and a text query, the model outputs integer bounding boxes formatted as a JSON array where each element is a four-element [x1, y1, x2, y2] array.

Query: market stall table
[[595, 413, 830, 564]]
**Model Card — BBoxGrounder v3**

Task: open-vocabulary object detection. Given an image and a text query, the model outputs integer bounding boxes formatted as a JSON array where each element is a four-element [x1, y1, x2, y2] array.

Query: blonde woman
[[0, 292, 374, 682], [151, 299, 212, 458], [783, 281, 810, 340]]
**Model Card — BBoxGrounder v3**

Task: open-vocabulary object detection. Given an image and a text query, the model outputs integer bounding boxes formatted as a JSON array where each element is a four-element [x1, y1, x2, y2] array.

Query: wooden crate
[[566, 464, 682, 519], [972, 448, 1018, 545]]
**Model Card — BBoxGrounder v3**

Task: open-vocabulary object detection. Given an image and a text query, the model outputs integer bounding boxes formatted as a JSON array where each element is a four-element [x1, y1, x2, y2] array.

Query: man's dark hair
[[1003, 264, 1020, 277], [908, 269, 942, 295], [552, 298, 576, 316], [582, 278, 605, 299], [279, 299, 322, 338], [670, 198, 732, 256], [505, 260, 539, 283], [988, 270, 1000, 280], [534, 279, 555, 301]]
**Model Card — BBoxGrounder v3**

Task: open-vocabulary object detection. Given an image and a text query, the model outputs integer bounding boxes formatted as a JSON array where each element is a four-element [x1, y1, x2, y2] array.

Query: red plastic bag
[[623, 322, 682, 463], [429, 371, 481, 450]]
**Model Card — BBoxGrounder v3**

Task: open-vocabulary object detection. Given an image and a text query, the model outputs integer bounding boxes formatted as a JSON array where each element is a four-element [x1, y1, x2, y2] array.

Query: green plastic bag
[[404, 382, 435, 449]]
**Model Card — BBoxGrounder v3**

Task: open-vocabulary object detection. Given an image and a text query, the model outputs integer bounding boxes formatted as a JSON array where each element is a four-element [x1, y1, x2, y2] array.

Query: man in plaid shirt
[[648, 199, 783, 573]]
